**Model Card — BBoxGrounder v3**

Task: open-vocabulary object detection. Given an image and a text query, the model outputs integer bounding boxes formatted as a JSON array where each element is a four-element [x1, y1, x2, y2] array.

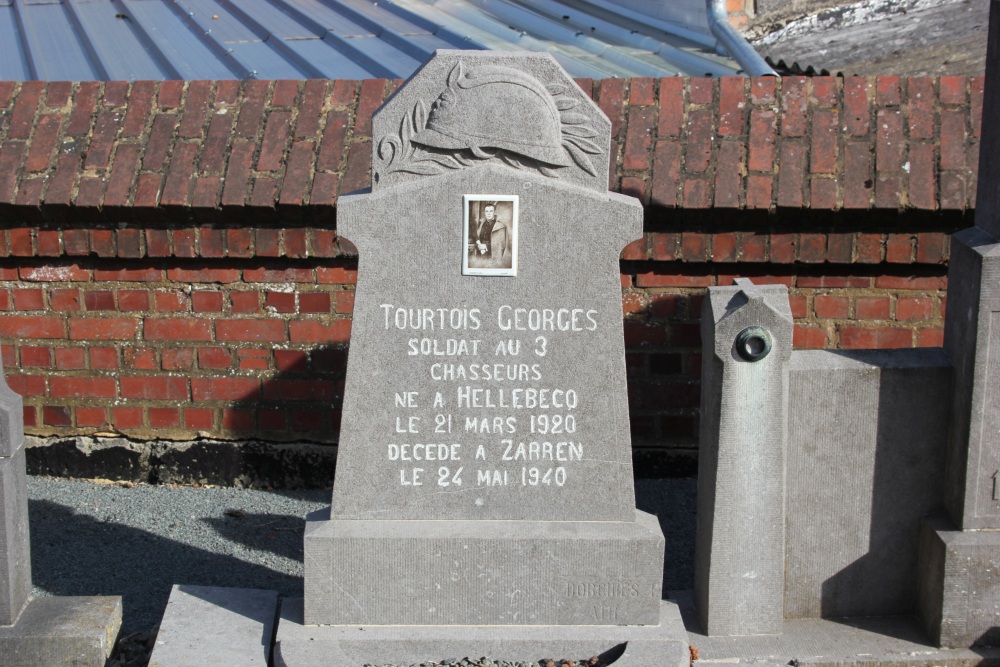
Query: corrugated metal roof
[[0, 0, 744, 80]]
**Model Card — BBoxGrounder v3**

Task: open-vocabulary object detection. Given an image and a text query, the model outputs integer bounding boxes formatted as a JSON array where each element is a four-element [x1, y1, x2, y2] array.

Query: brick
[[255, 229, 281, 257], [907, 142, 936, 210], [229, 291, 259, 313], [0, 142, 26, 205], [227, 228, 253, 258], [940, 109, 968, 171], [0, 315, 64, 339], [316, 266, 358, 284], [84, 290, 115, 311], [215, 80, 241, 106], [334, 291, 355, 313], [133, 173, 162, 209], [714, 142, 742, 208], [265, 292, 296, 313], [8, 81, 43, 139], [780, 77, 808, 137], [874, 275, 948, 290], [49, 377, 116, 399], [104, 143, 142, 207], [875, 173, 903, 210], [917, 327, 945, 347], [234, 80, 270, 139], [20, 346, 50, 367], [810, 178, 838, 210], [75, 176, 104, 209], [876, 76, 902, 105], [192, 377, 260, 401], [623, 107, 655, 171], [328, 79, 357, 106], [748, 109, 776, 172], [971, 76, 984, 139], [153, 290, 187, 312], [294, 79, 327, 139], [185, 408, 214, 430], [157, 80, 184, 109], [238, 348, 269, 371], [256, 111, 292, 171], [842, 76, 871, 137], [280, 141, 315, 206], [621, 176, 646, 202], [178, 80, 212, 138], [275, 349, 308, 372], [94, 265, 161, 282], [197, 347, 231, 370], [24, 113, 62, 172], [120, 80, 155, 138], [597, 78, 627, 138], [629, 77, 655, 105], [102, 81, 129, 108], [896, 296, 934, 321], [35, 230, 59, 257], [635, 272, 713, 288], [876, 109, 903, 173], [810, 109, 838, 174], [263, 379, 336, 401], [793, 324, 828, 349], [148, 408, 180, 429], [304, 170, 337, 207], [798, 233, 827, 263], [355, 79, 386, 137], [66, 82, 99, 136], [811, 77, 838, 108], [113, 407, 144, 430], [7, 375, 45, 397], [854, 233, 882, 263], [770, 233, 795, 263], [682, 178, 710, 208], [16, 177, 44, 208], [843, 141, 873, 209], [52, 347, 84, 373], [216, 319, 286, 342], [679, 232, 708, 262], [89, 347, 118, 369], [192, 291, 223, 312], [657, 78, 684, 138], [814, 295, 849, 318], [49, 289, 81, 312], [250, 176, 279, 208], [196, 227, 224, 258], [76, 407, 108, 428], [144, 317, 212, 341], [166, 267, 239, 283], [317, 109, 350, 172], [745, 174, 772, 210], [221, 408, 254, 430], [749, 77, 776, 105], [12, 289, 43, 311], [689, 78, 714, 106], [854, 296, 890, 319], [650, 141, 680, 207], [121, 376, 189, 401], [712, 232, 738, 263], [69, 317, 137, 340], [939, 171, 968, 210], [161, 142, 199, 206], [83, 110, 120, 170], [685, 108, 714, 173], [116, 229, 141, 258], [939, 76, 966, 105], [289, 319, 352, 343], [340, 141, 371, 194], [143, 113, 178, 172], [199, 114, 234, 175], [161, 348, 195, 371], [123, 346, 157, 370], [271, 80, 299, 108], [43, 81, 72, 108], [717, 77, 745, 136], [621, 238, 646, 261], [905, 77, 935, 140], [43, 407, 72, 427], [916, 232, 947, 264], [777, 141, 806, 208], [840, 325, 911, 349]]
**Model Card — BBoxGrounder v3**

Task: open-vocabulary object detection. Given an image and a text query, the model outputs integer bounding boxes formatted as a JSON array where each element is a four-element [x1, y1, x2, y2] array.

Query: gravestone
[[273, 51, 688, 666], [0, 363, 122, 665]]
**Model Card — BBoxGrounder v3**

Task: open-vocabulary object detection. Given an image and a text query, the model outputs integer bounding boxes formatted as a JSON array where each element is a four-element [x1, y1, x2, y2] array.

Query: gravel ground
[[25, 475, 697, 660]]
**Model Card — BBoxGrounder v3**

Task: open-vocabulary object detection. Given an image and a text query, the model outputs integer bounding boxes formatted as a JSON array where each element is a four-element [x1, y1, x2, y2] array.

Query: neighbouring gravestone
[[273, 51, 688, 666], [0, 363, 122, 666]]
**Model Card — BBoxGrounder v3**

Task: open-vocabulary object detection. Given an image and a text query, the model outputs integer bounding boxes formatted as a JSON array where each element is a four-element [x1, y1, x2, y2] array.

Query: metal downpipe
[[705, 0, 778, 76]]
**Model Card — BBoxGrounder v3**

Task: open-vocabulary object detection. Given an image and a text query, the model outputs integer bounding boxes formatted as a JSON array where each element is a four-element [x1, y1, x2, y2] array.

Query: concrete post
[[0, 363, 30, 627], [694, 278, 793, 636]]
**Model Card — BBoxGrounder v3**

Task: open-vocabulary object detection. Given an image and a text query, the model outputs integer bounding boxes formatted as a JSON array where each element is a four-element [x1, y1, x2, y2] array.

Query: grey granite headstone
[[280, 50, 685, 665], [0, 363, 122, 665], [694, 279, 793, 636]]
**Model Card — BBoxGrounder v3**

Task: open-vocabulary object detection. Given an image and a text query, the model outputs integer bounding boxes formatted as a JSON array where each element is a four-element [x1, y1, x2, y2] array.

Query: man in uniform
[[468, 202, 511, 269]]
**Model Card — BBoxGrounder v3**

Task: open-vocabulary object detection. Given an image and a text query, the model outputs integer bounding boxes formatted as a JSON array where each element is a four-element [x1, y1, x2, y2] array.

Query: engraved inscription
[[567, 582, 640, 598]]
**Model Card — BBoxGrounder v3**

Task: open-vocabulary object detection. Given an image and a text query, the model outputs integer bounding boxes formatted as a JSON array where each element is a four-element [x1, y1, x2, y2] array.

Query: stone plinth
[[0, 596, 121, 667], [694, 279, 793, 636]]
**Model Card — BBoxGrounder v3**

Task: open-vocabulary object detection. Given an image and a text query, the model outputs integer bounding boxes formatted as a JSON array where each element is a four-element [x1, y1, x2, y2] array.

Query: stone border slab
[[274, 598, 688, 667], [0, 595, 121, 667], [149, 585, 279, 667]]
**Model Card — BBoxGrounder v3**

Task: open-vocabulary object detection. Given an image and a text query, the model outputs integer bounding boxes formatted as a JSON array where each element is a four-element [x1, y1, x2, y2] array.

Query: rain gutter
[[706, 0, 778, 75]]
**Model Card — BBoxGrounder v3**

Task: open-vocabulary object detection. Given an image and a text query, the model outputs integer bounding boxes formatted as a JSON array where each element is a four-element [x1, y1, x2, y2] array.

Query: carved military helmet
[[412, 63, 572, 168]]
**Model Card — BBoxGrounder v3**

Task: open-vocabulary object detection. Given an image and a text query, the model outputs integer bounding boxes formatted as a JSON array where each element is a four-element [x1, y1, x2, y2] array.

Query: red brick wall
[[0, 76, 981, 462]]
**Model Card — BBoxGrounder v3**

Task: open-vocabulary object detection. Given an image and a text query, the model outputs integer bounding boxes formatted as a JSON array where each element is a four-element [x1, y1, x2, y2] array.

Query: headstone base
[[918, 514, 1000, 649], [274, 598, 688, 667], [304, 509, 665, 626], [679, 593, 1000, 667], [0, 595, 121, 667], [149, 585, 279, 667]]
